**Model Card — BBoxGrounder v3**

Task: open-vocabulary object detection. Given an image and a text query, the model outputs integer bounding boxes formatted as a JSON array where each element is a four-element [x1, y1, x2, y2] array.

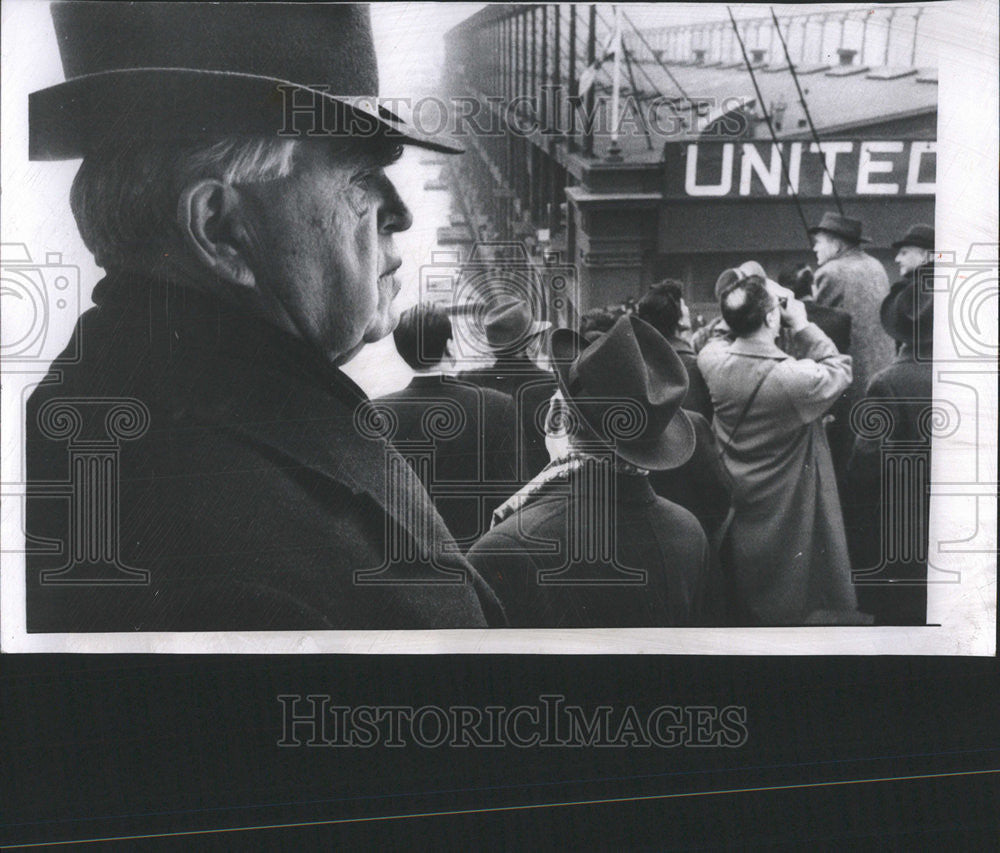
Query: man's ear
[[176, 180, 256, 289]]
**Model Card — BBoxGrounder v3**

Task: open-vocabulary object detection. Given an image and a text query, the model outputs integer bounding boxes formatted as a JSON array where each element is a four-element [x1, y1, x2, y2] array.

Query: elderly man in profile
[[25, 3, 504, 630], [809, 212, 895, 471]]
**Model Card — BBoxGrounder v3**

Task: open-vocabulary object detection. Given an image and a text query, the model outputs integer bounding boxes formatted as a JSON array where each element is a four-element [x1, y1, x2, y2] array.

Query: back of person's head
[[637, 279, 684, 339], [579, 307, 619, 341], [393, 302, 452, 370], [720, 275, 774, 336], [778, 263, 815, 300]]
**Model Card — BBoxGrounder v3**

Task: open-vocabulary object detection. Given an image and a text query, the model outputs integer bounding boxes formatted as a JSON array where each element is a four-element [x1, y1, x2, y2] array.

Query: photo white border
[[2, 1, 995, 655]]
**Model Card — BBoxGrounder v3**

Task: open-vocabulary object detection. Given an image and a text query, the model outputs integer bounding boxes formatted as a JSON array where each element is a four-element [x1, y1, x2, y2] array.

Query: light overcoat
[[697, 324, 857, 624], [813, 246, 894, 403]]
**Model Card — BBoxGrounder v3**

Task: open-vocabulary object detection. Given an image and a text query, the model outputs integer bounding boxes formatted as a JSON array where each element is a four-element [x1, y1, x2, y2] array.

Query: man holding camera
[[697, 276, 859, 625]]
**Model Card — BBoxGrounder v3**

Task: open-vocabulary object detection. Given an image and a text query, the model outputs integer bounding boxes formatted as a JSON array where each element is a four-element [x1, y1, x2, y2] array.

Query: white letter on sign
[[685, 144, 734, 196], [809, 141, 853, 195], [740, 143, 783, 196], [906, 141, 937, 194], [857, 141, 903, 194], [786, 142, 803, 195]]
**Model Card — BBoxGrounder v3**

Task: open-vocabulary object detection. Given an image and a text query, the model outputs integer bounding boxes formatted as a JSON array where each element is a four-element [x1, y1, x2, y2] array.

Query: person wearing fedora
[[809, 212, 895, 473], [887, 222, 936, 355], [845, 224, 935, 625], [458, 297, 557, 483], [697, 275, 860, 625], [373, 303, 519, 548], [465, 315, 711, 628], [24, 3, 506, 630]]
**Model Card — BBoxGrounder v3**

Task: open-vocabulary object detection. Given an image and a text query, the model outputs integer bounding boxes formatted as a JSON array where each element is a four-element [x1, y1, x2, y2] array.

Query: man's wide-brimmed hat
[[880, 275, 934, 349], [808, 211, 869, 244], [549, 315, 695, 470], [892, 223, 935, 251], [29, 2, 462, 160], [484, 298, 552, 351]]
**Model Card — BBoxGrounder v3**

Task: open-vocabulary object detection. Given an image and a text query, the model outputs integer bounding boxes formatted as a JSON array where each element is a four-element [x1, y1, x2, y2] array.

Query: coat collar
[[725, 335, 790, 360], [493, 460, 658, 528], [818, 244, 865, 268], [93, 272, 453, 551], [407, 373, 448, 388], [491, 353, 538, 371], [666, 334, 695, 357]]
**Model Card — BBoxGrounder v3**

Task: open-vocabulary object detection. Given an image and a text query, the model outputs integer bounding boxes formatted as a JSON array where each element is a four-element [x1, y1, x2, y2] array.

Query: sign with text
[[664, 140, 936, 200]]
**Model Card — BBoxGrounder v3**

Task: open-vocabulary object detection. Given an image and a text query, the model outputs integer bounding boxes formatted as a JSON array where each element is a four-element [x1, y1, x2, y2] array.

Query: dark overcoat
[[846, 343, 934, 625], [803, 302, 852, 356], [666, 335, 714, 422], [648, 411, 731, 542], [466, 466, 710, 627], [25, 274, 505, 631], [374, 375, 519, 548], [458, 355, 557, 482]]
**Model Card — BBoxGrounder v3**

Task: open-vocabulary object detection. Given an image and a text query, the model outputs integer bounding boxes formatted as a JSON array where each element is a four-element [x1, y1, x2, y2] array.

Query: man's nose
[[379, 178, 413, 233]]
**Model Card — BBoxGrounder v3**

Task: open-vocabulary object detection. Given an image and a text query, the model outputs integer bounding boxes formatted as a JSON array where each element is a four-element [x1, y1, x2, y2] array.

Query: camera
[[1, 243, 81, 365], [418, 240, 578, 367]]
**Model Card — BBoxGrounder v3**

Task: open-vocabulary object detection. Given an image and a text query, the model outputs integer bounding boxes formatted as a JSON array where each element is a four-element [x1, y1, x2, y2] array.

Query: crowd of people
[[376, 213, 936, 627]]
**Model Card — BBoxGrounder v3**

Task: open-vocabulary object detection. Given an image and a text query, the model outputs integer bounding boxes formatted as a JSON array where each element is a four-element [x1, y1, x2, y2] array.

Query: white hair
[[70, 136, 299, 269]]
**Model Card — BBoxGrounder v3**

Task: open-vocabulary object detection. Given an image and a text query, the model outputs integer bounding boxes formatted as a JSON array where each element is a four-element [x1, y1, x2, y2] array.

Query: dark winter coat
[[25, 273, 505, 631]]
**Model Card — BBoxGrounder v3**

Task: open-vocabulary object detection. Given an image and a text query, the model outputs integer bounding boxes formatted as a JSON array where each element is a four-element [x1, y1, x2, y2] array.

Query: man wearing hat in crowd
[[845, 224, 935, 625], [697, 275, 860, 625], [466, 315, 711, 628], [810, 212, 895, 474], [373, 303, 519, 548], [889, 223, 936, 349], [24, 3, 505, 630], [458, 296, 557, 482]]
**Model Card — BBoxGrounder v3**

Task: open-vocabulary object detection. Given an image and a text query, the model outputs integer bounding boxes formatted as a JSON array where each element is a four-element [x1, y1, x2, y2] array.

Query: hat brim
[[613, 409, 696, 471], [487, 319, 552, 350], [807, 226, 869, 244], [891, 239, 933, 250], [550, 328, 697, 471], [29, 68, 464, 160]]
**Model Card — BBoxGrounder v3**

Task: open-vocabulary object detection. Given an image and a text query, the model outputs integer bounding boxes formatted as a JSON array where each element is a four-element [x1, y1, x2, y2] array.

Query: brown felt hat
[[483, 297, 551, 351], [549, 315, 695, 470], [892, 224, 935, 251], [808, 212, 869, 244]]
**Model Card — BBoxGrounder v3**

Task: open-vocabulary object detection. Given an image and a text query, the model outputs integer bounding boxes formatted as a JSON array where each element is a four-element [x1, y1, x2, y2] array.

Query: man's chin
[[363, 307, 401, 344]]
